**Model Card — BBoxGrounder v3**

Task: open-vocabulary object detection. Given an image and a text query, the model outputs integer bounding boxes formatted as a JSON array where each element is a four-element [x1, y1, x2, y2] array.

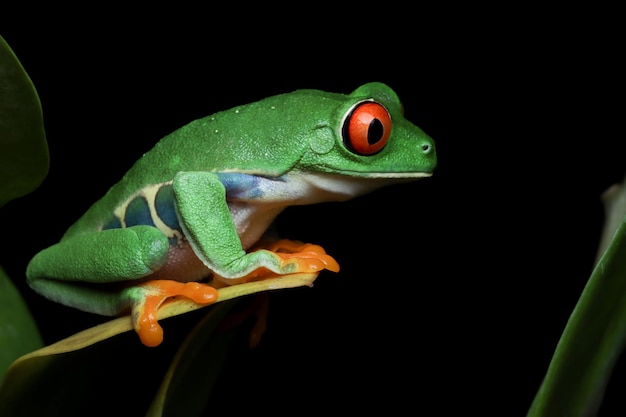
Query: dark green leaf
[[527, 216, 626, 416], [0, 274, 315, 416], [0, 331, 174, 416], [147, 300, 243, 417], [0, 35, 49, 208], [0, 265, 42, 378]]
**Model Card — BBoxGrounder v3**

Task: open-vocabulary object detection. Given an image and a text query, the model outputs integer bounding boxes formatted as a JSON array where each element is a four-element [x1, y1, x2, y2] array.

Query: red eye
[[342, 101, 392, 155]]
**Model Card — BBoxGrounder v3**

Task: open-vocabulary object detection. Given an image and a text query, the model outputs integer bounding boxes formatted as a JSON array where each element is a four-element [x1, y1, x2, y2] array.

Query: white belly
[[228, 202, 285, 250]]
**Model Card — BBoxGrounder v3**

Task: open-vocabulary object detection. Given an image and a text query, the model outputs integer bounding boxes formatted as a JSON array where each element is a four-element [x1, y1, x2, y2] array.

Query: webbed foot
[[129, 280, 218, 347], [265, 239, 340, 272], [227, 239, 340, 283]]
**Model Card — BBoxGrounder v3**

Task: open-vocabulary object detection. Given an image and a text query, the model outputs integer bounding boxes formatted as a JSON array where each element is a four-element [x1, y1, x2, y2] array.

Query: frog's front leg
[[214, 239, 341, 284], [173, 171, 340, 279]]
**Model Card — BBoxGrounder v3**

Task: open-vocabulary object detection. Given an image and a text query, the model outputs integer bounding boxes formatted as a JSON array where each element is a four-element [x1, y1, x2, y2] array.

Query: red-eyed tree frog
[[26, 82, 437, 347]]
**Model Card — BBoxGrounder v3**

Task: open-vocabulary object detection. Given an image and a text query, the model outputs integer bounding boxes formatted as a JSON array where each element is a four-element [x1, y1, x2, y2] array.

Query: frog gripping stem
[[227, 239, 340, 282], [24, 83, 436, 349], [265, 240, 340, 273], [128, 280, 218, 347], [125, 240, 338, 347]]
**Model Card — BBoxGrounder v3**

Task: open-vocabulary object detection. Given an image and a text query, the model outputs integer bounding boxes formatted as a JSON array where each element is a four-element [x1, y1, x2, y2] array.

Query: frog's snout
[[420, 138, 435, 155], [419, 137, 437, 171]]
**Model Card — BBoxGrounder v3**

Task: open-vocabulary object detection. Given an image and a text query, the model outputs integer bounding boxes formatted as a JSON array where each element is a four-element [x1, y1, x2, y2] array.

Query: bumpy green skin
[[68, 82, 430, 233], [26, 82, 437, 317]]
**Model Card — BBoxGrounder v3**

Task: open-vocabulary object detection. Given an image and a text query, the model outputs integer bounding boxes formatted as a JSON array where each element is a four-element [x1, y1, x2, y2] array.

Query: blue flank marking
[[155, 184, 181, 231], [101, 185, 182, 246], [102, 217, 122, 230], [101, 174, 268, 243], [125, 196, 156, 228], [215, 172, 264, 199]]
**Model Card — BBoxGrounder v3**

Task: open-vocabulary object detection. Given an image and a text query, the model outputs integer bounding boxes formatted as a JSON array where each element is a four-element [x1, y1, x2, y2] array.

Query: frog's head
[[198, 82, 436, 200], [292, 82, 437, 198]]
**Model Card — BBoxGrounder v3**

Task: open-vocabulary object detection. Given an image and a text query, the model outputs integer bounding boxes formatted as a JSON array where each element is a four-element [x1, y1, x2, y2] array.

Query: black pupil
[[368, 118, 384, 145]]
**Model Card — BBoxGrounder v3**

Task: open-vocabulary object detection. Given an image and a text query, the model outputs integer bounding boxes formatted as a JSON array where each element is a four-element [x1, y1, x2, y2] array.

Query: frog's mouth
[[357, 171, 434, 179], [320, 168, 434, 181], [285, 171, 433, 203]]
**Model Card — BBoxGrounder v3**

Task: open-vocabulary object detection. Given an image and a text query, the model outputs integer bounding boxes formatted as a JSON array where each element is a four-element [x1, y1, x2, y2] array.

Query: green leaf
[[2, 272, 317, 355], [0, 330, 174, 416], [146, 300, 241, 417], [0, 274, 316, 415], [596, 175, 626, 262], [527, 214, 626, 416], [0, 34, 49, 208], [0, 299, 261, 416], [0, 265, 43, 378]]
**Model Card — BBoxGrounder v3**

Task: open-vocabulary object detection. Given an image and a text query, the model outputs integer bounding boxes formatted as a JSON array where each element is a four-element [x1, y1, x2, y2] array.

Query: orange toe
[[133, 280, 219, 347], [258, 239, 341, 273]]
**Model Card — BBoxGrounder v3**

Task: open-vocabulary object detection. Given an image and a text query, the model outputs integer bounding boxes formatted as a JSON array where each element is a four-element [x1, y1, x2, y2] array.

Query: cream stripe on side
[[112, 182, 183, 241]]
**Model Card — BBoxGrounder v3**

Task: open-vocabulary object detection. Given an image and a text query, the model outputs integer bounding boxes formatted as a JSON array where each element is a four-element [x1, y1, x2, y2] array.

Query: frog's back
[[62, 88, 346, 238]]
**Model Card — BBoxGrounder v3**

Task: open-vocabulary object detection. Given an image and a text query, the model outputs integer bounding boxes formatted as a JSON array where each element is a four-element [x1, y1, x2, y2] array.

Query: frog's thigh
[[26, 226, 170, 316], [27, 225, 170, 283]]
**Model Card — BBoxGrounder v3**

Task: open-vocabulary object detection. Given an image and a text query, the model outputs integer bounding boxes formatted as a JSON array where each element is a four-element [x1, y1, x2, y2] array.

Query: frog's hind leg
[[122, 280, 218, 347], [26, 225, 172, 315], [27, 225, 219, 347]]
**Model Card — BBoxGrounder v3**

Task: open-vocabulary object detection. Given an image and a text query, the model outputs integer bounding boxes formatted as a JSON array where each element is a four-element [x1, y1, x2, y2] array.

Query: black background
[[0, 7, 622, 416]]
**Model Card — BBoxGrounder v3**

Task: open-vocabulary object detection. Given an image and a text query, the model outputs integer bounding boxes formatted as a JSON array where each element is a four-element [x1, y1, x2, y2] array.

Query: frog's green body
[[26, 82, 436, 346]]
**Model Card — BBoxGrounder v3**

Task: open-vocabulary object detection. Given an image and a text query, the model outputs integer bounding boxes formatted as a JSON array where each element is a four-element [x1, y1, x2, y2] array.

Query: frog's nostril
[[421, 142, 433, 154]]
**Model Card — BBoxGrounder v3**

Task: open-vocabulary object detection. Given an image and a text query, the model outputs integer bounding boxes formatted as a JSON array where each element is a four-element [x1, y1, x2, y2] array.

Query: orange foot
[[234, 239, 340, 282], [266, 239, 340, 271], [130, 280, 218, 347]]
